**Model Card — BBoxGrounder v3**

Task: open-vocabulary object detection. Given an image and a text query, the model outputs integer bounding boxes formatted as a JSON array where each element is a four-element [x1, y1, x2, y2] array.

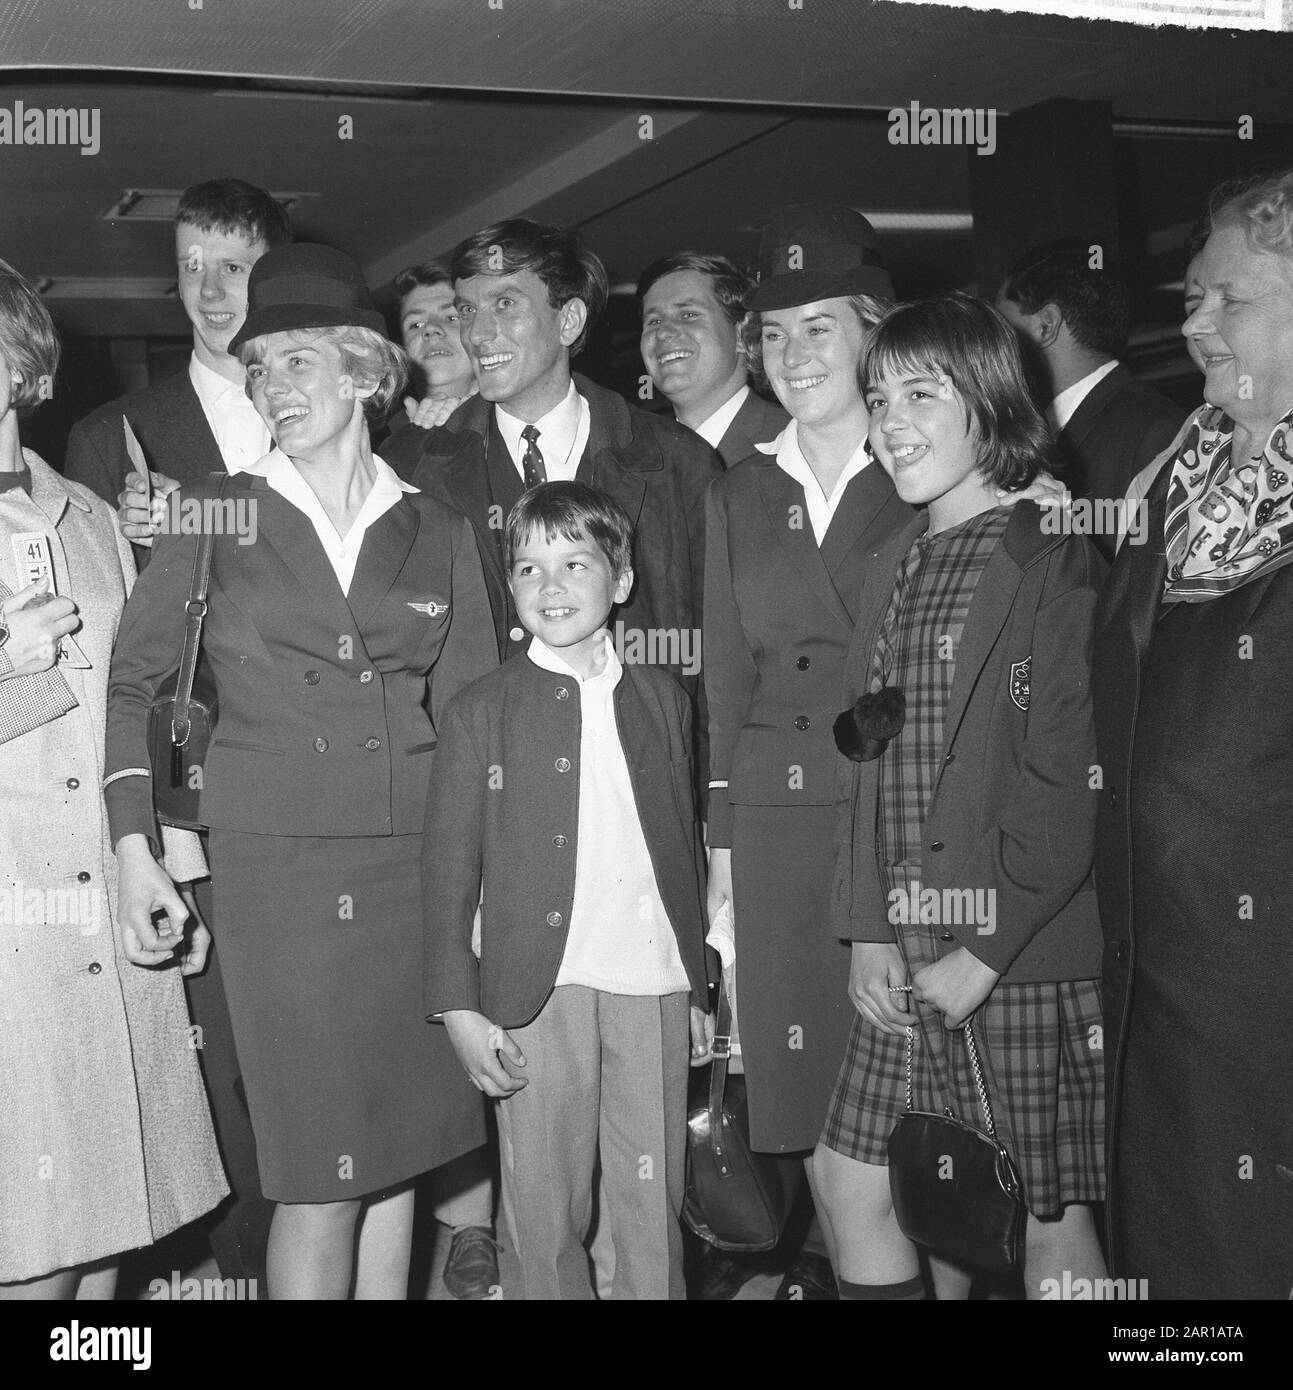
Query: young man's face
[[455, 267, 583, 421], [175, 221, 268, 367], [399, 281, 474, 395], [640, 269, 744, 414], [508, 528, 632, 662]]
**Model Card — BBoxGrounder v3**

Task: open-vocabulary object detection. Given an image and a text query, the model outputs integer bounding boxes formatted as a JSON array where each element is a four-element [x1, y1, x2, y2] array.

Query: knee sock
[[837, 1274, 926, 1300]]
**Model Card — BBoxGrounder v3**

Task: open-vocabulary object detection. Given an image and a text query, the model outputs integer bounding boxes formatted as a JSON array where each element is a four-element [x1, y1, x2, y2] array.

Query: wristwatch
[[0, 618, 9, 650]]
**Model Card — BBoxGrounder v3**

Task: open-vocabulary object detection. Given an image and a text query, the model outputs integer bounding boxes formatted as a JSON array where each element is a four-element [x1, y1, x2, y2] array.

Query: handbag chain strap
[[903, 1018, 997, 1140]]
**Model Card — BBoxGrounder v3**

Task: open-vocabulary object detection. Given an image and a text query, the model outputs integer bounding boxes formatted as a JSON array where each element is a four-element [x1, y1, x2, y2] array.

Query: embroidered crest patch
[[1010, 656, 1031, 711]]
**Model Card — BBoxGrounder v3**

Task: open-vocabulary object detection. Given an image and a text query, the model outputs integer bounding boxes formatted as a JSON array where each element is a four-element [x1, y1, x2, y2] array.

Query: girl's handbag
[[145, 476, 226, 830], [683, 978, 804, 1252], [886, 1018, 1024, 1275]]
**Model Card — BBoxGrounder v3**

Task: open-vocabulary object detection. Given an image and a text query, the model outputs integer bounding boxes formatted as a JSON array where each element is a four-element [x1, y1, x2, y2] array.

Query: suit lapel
[[755, 463, 853, 630], [436, 433, 509, 614], [152, 372, 227, 481], [1060, 365, 1127, 455], [819, 466, 905, 580], [347, 498, 420, 631], [1098, 460, 1170, 664]]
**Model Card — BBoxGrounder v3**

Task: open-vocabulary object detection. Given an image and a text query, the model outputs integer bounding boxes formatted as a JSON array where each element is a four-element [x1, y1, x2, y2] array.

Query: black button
[[555, 686, 569, 700], [1113, 942, 1127, 962], [930, 841, 944, 852], [359, 670, 374, 684], [943, 754, 955, 766], [314, 737, 329, 753], [304, 669, 321, 685], [553, 835, 568, 848], [76, 870, 91, 883], [88, 961, 102, 975], [546, 911, 563, 927], [940, 932, 955, 943], [364, 738, 382, 751], [555, 758, 571, 773], [796, 656, 810, 670], [793, 715, 810, 731], [66, 777, 80, 790], [1109, 788, 1118, 808]]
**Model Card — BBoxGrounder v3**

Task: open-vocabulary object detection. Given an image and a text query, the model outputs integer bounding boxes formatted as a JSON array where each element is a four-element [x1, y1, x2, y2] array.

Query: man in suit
[[63, 177, 291, 1290], [638, 252, 788, 468], [382, 218, 721, 682], [995, 239, 1184, 561]]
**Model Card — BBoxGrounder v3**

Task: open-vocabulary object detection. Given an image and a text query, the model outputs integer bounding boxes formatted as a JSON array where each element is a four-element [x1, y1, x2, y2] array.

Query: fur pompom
[[833, 686, 906, 762]]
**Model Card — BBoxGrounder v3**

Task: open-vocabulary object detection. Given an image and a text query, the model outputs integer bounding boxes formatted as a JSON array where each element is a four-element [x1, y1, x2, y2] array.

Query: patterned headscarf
[[1163, 404, 1293, 602]]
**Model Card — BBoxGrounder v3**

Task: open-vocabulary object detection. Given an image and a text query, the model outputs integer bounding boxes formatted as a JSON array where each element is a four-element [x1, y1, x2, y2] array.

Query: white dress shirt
[[755, 419, 871, 546], [527, 633, 691, 997], [691, 384, 750, 450], [243, 448, 417, 594], [495, 380, 590, 483], [1049, 359, 1119, 432], [189, 353, 272, 473]]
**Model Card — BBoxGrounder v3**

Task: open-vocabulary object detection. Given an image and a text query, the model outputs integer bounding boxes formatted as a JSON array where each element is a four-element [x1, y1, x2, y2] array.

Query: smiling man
[[385, 218, 721, 677], [638, 252, 787, 468]]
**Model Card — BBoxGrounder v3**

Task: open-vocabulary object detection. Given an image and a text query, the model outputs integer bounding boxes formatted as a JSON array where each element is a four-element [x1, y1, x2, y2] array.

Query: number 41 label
[[10, 531, 91, 668]]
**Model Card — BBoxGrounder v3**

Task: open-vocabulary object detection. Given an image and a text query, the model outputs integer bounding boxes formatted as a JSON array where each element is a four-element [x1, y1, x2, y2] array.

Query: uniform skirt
[[820, 863, 1106, 1220], [209, 830, 485, 1203], [731, 803, 853, 1153]]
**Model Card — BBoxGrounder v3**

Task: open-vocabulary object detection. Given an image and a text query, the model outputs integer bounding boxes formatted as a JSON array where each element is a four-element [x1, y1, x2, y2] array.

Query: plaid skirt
[[821, 966, 1106, 1219]]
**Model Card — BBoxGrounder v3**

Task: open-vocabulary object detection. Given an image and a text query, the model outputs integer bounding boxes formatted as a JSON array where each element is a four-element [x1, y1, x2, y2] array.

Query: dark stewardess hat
[[747, 202, 893, 312], [229, 243, 386, 352]]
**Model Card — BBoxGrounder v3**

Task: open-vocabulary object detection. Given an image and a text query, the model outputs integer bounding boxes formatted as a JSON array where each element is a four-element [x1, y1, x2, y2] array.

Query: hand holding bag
[[683, 974, 804, 1252], [145, 475, 227, 830], [886, 1018, 1024, 1275]]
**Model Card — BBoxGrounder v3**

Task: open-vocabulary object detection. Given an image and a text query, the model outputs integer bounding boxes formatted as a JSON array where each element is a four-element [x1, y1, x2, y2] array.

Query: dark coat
[[104, 471, 498, 846], [703, 453, 912, 845], [1092, 458, 1293, 1297], [1057, 364, 1184, 559], [63, 368, 224, 507], [383, 374, 722, 675], [714, 390, 789, 470], [422, 653, 712, 1029], [832, 503, 1105, 983]]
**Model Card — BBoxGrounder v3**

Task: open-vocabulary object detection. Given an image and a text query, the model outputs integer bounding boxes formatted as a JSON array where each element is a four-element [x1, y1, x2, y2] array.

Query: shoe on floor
[[442, 1225, 500, 1300], [774, 1250, 838, 1300], [691, 1244, 770, 1300]]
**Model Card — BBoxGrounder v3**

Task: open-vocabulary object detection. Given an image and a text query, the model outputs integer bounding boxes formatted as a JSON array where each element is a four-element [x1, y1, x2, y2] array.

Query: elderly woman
[[105, 244, 498, 1299], [1094, 168, 1293, 1300], [704, 204, 911, 1298], [0, 259, 227, 1297]]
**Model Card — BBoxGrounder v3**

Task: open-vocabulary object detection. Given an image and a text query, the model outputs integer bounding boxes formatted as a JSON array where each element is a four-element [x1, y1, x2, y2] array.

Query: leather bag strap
[[706, 976, 735, 1174], [170, 474, 227, 748]]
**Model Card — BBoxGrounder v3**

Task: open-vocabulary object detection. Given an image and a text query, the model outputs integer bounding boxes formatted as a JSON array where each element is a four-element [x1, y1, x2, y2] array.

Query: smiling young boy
[[422, 480, 714, 1300]]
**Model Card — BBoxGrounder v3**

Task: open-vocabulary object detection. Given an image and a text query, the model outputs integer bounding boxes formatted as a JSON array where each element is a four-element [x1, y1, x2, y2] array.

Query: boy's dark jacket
[[423, 649, 714, 1029], [831, 502, 1105, 983]]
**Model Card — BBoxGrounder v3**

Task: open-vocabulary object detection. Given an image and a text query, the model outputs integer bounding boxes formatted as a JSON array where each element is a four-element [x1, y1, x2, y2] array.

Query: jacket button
[[509, 626, 525, 642], [555, 686, 569, 700], [88, 961, 102, 975], [940, 932, 955, 943], [314, 737, 329, 753], [553, 835, 568, 848], [555, 758, 571, 773], [943, 753, 955, 765], [77, 870, 91, 883], [365, 737, 382, 750], [546, 911, 562, 927], [794, 715, 810, 731], [1113, 941, 1127, 962], [304, 669, 321, 685], [930, 841, 944, 852], [1109, 788, 1118, 808], [66, 777, 80, 790], [359, 670, 374, 684], [796, 656, 810, 670]]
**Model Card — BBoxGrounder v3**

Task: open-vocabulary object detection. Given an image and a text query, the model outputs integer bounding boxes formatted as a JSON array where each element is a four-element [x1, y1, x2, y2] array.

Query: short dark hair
[[175, 178, 292, 250], [450, 219, 608, 356], [504, 480, 633, 577], [636, 251, 756, 328], [0, 256, 61, 412], [862, 292, 1051, 492], [394, 261, 453, 302], [999, 238, 1130, 358]]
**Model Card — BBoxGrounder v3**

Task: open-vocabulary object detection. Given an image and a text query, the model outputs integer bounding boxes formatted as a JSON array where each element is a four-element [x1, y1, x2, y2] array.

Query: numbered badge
[[9, 531, 91, 668]]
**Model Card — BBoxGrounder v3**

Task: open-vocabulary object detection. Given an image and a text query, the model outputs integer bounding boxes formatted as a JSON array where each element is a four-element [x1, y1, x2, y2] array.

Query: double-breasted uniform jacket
[[103, 469, 497, 847], [713, 391, 789, 470], [422, 653, 713, 1030], [384, 373, 722, 674], [64, 368, 224, 513], [0, 456, 227, 1283], [831, 503, 1105, 983], [703, 450, 912, 846]]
